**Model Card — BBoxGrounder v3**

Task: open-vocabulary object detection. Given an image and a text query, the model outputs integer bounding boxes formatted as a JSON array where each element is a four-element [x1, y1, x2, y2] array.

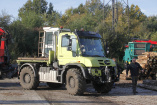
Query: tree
[[0, 10, 12, 28], [85, 0, 102, 14], [18, 0, 60, 27], [18, 0, 33, 18], [9, 20, 38, 58], [47, 2, 53, 14], [44, 2, 61, 26], [21, 11, 43, 28], [32, 0, 47, 14], [78, 4, 86, 14], [19, 0, 48, 16], [147, 16, 157, 32]]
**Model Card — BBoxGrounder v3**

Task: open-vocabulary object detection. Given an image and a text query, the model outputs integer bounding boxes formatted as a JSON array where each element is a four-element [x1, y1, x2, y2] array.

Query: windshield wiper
[[82, 54, 104, 57], [82, 55, 92, 57], [92, 55, 104, 57]]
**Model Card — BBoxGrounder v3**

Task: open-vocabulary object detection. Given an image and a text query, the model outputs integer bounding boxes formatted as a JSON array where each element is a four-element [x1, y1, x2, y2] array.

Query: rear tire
[[66, 68, 86, 95], [93, 82, 113, 93], [20, 66, 39, 90], [47, 82, 63, 88]]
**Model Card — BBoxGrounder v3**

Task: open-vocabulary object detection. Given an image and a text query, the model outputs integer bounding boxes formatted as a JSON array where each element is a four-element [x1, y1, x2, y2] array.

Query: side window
[[71, 35, 77, 57], [45, 32, 53, 45], [61, 35, 77, 57], [61, 35, 70, 47]]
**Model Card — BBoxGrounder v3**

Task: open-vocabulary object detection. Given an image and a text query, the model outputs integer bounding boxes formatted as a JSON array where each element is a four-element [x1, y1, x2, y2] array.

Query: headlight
[[87, 67, 91, 73], [105, 66, 110, 75]]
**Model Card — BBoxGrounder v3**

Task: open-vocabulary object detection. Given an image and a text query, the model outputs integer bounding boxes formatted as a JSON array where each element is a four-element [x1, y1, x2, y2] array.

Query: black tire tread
[[20, 66, 39, 90], [66, 68, 86, 95]]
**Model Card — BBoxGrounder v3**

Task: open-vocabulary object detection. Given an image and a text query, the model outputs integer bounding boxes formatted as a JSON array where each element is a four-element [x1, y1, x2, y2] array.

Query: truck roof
[[75, 31, 102, 38], [43, 27, 71, 32]]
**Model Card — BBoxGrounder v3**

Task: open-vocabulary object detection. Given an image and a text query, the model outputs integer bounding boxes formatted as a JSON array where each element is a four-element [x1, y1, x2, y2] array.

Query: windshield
[[79, 37, 105, 57]]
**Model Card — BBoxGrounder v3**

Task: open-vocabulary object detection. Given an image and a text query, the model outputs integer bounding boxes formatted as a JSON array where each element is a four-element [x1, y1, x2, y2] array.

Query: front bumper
[[88, 66, 116, 83]]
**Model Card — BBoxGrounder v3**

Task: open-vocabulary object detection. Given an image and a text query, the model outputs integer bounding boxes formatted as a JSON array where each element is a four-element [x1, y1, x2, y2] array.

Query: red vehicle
[[125, 39, 157, 49], [0, 28, 8, 63], [132, 39, 157, 45], [0, 27, 17, 78]]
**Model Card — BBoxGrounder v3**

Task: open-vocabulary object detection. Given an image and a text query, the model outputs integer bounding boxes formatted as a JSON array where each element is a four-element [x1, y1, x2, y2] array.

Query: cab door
[[58, 34, 78, 65]]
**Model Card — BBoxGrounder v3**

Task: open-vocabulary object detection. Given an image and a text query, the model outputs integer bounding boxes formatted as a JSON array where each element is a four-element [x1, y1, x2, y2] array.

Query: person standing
[[126, 58, 144, 95]]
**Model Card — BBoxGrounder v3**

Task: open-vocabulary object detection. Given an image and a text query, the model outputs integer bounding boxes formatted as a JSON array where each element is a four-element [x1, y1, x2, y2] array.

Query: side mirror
[[104, 41, 109, 56], [107, 47, 109, 54]]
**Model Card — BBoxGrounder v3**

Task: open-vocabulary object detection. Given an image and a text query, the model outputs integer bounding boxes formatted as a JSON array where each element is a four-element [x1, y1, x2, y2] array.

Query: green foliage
[[151, 32, 157, 41], [32, 0, 47, 14], [47, 3, 53, 14], [21, 11, 43, 28], [9, 20, 38, 58], [85, 0, 102, 14], [147, 16, 157, 32], [18, 0, 60, 27], [7, 0, 60, 59], [0, 10, 12, 28]]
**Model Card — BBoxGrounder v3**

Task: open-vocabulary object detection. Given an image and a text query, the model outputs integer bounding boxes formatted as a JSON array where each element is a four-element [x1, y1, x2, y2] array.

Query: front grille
[[98, 60, 104, 65], [98, 60, 111, 65]]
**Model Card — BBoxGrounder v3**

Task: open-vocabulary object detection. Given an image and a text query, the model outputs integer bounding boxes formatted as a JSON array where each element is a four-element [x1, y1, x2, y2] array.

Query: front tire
[[20, 66, 39, 90], [66, 68, 86, 95], [93, 82, 113, 93]]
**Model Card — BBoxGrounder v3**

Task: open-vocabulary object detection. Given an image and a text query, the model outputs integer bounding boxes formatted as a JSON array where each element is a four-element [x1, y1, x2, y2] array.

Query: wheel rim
[[69, 76, 75, 88], [24, 73, 31, 83]]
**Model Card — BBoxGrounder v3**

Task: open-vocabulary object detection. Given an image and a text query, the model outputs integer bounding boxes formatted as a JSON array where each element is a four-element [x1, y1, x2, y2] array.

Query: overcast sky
[[0, 0, 157, 20]]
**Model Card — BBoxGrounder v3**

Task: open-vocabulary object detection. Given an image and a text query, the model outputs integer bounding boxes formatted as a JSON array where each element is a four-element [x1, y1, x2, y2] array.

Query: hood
[[81, 57, 116, 67]]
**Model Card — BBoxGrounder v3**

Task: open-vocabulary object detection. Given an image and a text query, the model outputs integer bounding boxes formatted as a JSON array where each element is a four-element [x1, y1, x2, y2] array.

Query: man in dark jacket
[[126, 58, 144, 95]]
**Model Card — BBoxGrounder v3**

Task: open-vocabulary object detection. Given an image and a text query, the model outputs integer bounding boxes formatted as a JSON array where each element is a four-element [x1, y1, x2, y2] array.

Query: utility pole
[[103, 0, 105, 23], [112, 0, 115, 31], [116, 0, 118, 24], [103, 0, 105, 39], [127, 0, 130, 36]]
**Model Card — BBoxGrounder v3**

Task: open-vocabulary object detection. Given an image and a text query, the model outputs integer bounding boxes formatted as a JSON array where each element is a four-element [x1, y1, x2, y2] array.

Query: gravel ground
[[0, 78, 49, 105], [36, 79, 157, 105], [0, 78, 157, 105]]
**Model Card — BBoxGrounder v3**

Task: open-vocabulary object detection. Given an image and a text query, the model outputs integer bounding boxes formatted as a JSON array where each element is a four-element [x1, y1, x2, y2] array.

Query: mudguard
[[19, 63, 37, 78]]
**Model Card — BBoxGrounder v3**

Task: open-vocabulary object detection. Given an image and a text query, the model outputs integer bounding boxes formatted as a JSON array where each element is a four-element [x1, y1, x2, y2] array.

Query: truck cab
[[17, 27, 116, 95]]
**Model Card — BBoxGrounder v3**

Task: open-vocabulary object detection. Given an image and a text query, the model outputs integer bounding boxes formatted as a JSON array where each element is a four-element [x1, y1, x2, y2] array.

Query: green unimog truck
[[16, 27, 117, 95]]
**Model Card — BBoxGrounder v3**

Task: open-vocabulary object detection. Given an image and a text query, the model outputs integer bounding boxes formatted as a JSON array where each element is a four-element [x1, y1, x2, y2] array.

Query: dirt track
[[0, 78, 157, 105], [36, 80, 157, 105]]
